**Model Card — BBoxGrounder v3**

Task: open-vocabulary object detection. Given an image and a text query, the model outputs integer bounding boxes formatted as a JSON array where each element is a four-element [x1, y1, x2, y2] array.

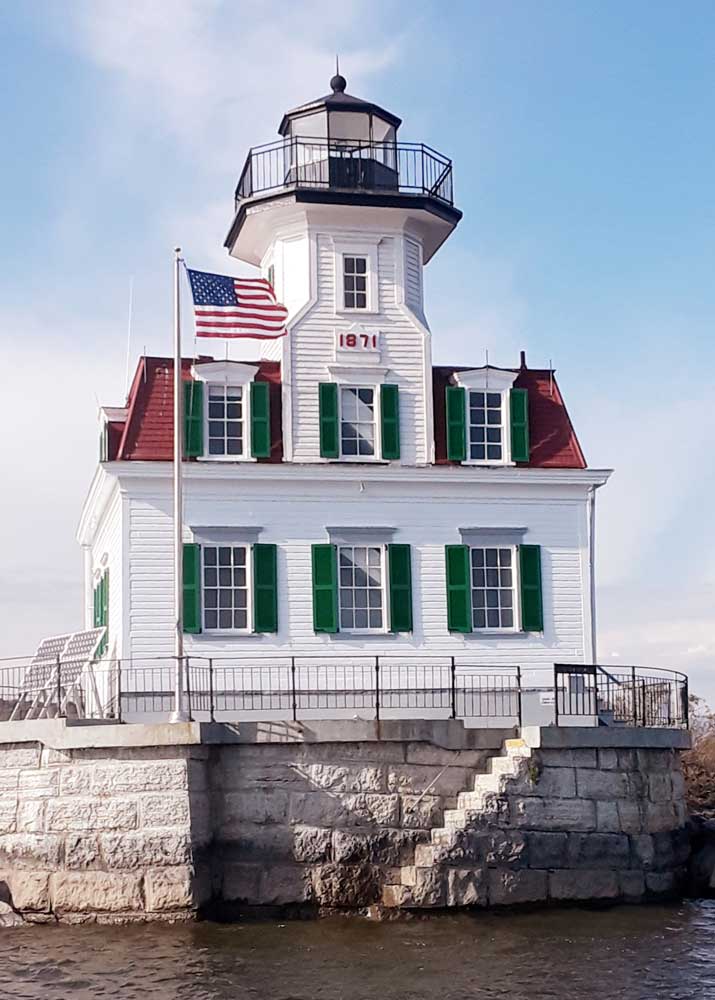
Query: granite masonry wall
[[0, 721, 690, 923]]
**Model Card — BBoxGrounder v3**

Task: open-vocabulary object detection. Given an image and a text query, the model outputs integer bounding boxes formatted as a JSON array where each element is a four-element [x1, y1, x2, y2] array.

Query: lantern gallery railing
[[0, 656, 688, 729], [234, 137, 455, 208]]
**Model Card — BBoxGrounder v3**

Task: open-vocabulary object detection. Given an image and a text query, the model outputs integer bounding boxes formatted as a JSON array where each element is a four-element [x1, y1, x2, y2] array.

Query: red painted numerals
[[338, 333, 378, 350]]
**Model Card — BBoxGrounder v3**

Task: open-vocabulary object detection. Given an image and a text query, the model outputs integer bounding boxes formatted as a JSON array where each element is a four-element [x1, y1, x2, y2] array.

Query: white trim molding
[[331, 236, 380, 315]]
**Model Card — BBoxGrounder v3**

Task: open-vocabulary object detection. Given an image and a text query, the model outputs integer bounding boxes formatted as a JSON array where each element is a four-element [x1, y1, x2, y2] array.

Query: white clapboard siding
[[123, 476, 591, 667], [287, 230, 430, 466], [404, 237, 424, 319], [89, 486, 123, 658]]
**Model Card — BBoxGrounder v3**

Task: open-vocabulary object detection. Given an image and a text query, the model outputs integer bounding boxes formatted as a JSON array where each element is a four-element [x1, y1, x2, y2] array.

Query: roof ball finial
[[330, 55, 346, 93]]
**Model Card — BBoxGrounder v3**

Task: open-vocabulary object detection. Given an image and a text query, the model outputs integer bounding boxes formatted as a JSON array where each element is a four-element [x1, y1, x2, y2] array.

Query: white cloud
[[57, 0, 400, 171]]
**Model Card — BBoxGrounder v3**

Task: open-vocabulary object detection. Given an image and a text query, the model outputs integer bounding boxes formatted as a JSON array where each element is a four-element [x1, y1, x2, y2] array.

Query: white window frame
[[454, 368, 518, 467], [337, 543, 388, 635], [191, 360, 258, 463], [338, 383, 381, 462], [468, 543, 520, 633], [332, 239, 379, 315], [342, 254, 369, 311], [201, 543, 253, 635]]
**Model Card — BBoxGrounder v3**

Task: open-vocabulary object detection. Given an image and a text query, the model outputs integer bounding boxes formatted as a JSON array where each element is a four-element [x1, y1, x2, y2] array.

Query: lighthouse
[[78, 75, 609, 709]]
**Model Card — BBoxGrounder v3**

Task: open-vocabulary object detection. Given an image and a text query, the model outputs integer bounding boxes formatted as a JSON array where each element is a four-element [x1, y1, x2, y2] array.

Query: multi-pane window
[[338, 545, 384, 631], [207, 384, 243, 456], [468, 390, 503, 462], [470, 547, 516, 630], [340, 386, 376, 457], [203, 546, 249, 631], [343, 255, 368, 309]]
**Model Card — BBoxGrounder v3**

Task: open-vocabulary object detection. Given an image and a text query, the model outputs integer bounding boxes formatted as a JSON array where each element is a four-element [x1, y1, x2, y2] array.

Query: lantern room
[[225, 74, 462, 266]]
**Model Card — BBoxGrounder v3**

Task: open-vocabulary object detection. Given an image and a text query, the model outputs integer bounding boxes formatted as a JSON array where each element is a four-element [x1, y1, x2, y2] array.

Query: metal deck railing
[[0, 655, 688, 729]]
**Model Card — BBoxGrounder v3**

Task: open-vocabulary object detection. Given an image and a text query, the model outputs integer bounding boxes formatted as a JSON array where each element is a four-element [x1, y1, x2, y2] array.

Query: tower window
[[468, 390, 503, 462], [207, 384, 244, 456], [340, 386, 376, 457], [343, 255, 368, 309]]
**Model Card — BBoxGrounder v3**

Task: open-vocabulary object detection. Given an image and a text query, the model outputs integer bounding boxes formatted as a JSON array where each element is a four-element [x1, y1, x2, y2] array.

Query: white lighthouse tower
[[224, 72, 462, 466]]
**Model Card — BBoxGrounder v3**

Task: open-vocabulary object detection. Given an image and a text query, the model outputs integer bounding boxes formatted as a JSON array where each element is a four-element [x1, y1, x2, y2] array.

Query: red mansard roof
[[107, 356, 584, 469], [432, 366, 586, 468], [114, 356, 283, 463]]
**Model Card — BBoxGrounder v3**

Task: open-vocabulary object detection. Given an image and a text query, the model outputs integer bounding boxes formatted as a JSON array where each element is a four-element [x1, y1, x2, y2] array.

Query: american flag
[[186, 268, 288, 339]]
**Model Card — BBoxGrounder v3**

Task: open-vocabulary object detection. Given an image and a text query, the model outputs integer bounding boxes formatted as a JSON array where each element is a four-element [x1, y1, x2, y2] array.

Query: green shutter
[[519, 544, 543, 632], [445, 545, 471, 633], [99, 427, 108, 462], [380, 384, 401, 460], [312, 544, 338, 633], [183, 543, 202, 634], [250, 381, 271, 458], [92, 583, 99, 628], [183, 380, 204, 458], [253, 544, 278, 633], [100, 571, 109, 655], [446, 385, 467, 461], [510, 388, 530, 463], [319, 383, 339, 459], [388, 544, 412, 632]]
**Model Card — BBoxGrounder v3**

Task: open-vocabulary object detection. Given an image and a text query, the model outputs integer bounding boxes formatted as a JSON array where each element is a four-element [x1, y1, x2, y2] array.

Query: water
[[3, 902, 715, 999]]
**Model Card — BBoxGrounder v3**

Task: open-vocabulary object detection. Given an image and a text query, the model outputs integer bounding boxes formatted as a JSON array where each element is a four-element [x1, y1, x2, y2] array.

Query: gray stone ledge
[[0, 719, 689, 753], [523, 727, 690, 751], [0, 719, 517, 752]]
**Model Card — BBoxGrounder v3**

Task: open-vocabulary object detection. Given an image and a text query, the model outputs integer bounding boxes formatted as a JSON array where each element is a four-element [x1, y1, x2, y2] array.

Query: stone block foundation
[[0, 719, 690, 922]]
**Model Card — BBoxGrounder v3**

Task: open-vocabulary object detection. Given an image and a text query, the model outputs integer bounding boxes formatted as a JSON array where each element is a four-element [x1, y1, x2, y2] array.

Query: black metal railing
[[553, 664, 689, 728], [0, 655, 518, 726], [234, 137, 455, 208], [0, 654, 688, 729]]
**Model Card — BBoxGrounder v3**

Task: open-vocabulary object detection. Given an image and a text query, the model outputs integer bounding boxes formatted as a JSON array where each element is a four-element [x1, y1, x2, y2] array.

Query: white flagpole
[[171, 246, 189, 722]]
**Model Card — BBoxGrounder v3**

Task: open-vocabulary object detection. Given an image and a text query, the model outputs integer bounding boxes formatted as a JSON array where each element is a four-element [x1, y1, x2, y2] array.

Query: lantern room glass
[[282, 105, 398, 190]]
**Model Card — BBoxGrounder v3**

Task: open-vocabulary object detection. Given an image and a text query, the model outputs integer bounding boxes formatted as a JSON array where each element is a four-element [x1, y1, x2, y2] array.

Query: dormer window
[[207, 384, 244, 456], [184, 361, 272, 462], [343, 255, 368, 309], [468, 390, 504, 462], [446, 367, 530, 466]]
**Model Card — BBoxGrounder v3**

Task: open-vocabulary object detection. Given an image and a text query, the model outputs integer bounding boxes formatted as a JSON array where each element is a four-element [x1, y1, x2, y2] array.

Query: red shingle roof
[[111, 357, 584, 469], [432, 366, 586, 468], [116, 356, 283, 463]]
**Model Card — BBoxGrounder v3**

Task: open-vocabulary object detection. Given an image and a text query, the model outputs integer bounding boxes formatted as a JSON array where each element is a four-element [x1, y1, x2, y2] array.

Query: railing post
[[291, 657, 297, 722], [450, 657, 456, 719], [683, 675, 690, 728], [553, 664, 559, 726], [631, 666, 637, 726], [375, 657, 380, 722], [516, 666, 523, 729], [593, 666, 600, 722], [185, 657, 193, 721], [117, 659, 122, 724], [209, 658, 215, 723], [56, 655, 63, 718]]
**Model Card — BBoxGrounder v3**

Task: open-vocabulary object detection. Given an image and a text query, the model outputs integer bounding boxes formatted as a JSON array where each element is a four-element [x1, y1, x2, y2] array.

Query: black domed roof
[[278, 74, 402, 136]]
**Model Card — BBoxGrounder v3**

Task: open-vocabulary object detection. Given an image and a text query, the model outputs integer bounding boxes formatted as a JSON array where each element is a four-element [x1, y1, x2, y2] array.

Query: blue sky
[[1, 1, 713, 696]]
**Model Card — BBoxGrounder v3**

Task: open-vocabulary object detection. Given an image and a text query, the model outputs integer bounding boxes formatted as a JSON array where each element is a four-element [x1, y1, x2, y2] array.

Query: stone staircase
[[382, 737, 534, 909]]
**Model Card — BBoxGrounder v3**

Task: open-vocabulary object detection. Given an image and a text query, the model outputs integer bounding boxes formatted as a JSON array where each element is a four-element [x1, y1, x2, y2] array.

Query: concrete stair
[[382, 737, 533, 909]]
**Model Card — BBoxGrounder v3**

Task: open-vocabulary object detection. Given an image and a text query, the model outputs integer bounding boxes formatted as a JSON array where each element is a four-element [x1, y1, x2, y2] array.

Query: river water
[[3, 902, 715, 999]]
